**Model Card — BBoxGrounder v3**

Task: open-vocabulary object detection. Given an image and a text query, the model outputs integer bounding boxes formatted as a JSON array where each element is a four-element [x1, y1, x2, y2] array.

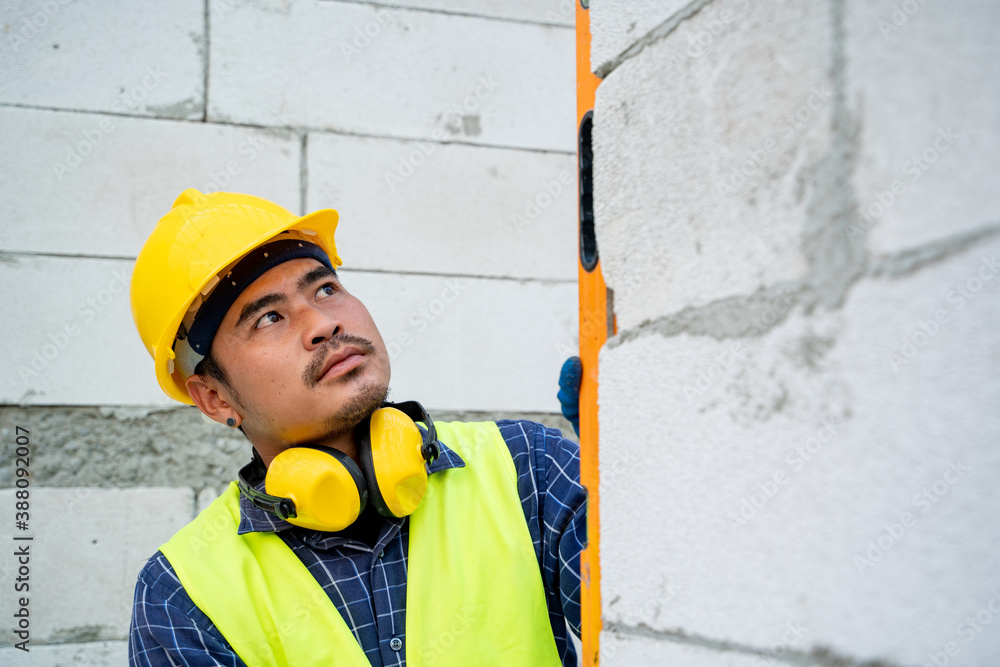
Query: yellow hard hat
[[130, 189, 341, 404]]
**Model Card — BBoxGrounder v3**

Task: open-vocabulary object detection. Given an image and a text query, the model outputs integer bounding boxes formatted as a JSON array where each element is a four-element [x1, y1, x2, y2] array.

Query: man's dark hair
[[194, 347, 248, 437], [194, 345, 229, 387]]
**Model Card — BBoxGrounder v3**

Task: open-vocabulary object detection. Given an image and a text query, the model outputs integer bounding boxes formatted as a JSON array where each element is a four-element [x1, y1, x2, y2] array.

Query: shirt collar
[[237, 438, 465, 535]]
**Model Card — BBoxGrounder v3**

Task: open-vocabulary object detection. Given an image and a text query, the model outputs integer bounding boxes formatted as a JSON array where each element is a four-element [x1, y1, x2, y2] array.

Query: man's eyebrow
[[298, 265, 337, 291], [234, 292, 285, 332], [233, 266, 338, 332]]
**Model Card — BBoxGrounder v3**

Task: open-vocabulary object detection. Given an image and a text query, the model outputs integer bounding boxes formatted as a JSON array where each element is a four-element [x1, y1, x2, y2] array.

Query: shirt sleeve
[[497, 420, 588, 641], [129, 551, 247, 667]]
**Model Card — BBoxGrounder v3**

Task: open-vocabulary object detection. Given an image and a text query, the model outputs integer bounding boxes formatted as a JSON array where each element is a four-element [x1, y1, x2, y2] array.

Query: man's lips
[[316, 346, 365, 383], [304, 335, 377, 387]]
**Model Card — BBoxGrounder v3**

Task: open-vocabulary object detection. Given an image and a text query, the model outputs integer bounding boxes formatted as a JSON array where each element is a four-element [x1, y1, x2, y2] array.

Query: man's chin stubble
[[317, 377, 390, 440]]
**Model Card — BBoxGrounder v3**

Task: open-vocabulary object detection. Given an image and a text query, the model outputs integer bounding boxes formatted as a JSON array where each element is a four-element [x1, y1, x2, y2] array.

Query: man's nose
[[301, 306, 342, 349]]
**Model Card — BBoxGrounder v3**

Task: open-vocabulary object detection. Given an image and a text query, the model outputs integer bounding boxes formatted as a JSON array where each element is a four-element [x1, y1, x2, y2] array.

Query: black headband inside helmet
[[183, 237, 335, 355]]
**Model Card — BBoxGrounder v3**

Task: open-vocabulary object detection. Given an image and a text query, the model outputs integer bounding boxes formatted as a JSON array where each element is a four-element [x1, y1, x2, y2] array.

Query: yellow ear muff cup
[[265, 446, 367, 532], [361, 407, 429, 518]]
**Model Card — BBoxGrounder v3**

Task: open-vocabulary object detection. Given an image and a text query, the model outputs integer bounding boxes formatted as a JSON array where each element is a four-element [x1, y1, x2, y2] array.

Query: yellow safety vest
[[160, 421, 562, 666]]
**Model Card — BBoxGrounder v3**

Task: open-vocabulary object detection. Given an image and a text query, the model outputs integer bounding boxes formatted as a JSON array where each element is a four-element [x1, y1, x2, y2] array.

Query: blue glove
[[557, 356, 582, 437]]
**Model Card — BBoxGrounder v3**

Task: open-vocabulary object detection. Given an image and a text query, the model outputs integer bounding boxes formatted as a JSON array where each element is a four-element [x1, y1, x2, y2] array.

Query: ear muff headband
[[371, 400, 441, 461]]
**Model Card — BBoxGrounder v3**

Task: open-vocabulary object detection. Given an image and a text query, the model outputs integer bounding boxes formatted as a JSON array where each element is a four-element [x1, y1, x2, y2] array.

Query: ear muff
[[356, 406, 432, 519], [238, 445, 368, 532], [264, 446, 368, 532], [236, 400, 441, 531]]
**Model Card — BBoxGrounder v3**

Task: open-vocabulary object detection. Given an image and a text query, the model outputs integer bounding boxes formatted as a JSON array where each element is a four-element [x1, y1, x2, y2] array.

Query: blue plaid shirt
[[129, 420, 586, 666]]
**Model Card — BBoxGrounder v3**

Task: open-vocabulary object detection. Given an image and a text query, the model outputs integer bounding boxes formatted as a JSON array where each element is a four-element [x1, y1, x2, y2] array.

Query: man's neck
[[250, 428, 359, 468]]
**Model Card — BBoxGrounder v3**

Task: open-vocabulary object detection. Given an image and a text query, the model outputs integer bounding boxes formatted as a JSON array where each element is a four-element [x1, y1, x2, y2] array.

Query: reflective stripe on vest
[[160, 420, 562, 666]]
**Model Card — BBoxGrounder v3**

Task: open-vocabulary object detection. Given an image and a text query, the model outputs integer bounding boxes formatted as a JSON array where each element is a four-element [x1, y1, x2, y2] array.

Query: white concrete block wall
[[0, 256, 575, 412], [346, 0, 575, 26], [308, 132, 577, 281], [0, 107, 302, 257], [0, 4, 575, 414], [594, 0, 831, 331], [0, 488, 192, 645], [593, 0, 1000, 665], [349, 270, 577, 412], [0, 256, 154, 406], [844, 0, 1000, 258], [0, 0, 204, 119], [208, 0, 575, 151], [0, 0, 575, 655]]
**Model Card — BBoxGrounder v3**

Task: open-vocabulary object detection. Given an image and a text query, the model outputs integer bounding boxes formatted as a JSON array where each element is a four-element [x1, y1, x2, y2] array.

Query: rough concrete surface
[[601, 629, 828, 667], [591, 0, 1000, 664], [0, 0, 204, 119], [598, 234, 1000, 665], [208, 0, 575, 151], [0, 640, 127, 666], [590, 0, 690, 77], [845, 0, 1000, 259], [0, 405, 575, 490], [594, 0, 836, 333]]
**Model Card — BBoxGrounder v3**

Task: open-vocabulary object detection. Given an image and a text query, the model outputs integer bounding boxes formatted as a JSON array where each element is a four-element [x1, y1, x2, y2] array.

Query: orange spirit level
[[576, 1, 610, 664]]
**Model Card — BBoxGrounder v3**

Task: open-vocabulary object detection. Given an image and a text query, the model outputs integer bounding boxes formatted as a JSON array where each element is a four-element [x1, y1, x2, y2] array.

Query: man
[[127, 189, 587, 666]]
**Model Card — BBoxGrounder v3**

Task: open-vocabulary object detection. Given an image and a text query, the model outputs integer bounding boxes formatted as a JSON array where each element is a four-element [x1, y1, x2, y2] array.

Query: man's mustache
[[303, 334, 377, 387]]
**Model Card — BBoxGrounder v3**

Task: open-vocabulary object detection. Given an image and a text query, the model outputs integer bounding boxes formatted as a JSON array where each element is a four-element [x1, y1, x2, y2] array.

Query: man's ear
[[186, 374, 240, 427]]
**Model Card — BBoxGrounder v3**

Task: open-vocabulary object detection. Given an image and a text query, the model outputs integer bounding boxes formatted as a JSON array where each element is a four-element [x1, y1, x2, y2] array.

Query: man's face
[[208, 257, 390, 445]]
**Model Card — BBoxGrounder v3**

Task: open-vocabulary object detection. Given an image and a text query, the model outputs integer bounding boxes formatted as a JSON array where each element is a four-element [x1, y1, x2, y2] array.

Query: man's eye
[[315, 283, 337, 300], [255, 312, 282, 329]]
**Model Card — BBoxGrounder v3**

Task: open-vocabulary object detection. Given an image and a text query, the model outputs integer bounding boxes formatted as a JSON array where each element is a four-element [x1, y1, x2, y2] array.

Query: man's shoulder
[[134, 539, 239, 626], [494, 419, 579, 457], [133, 488, 240, 602], [131, 548, 239, 660], [492, 420, 582, 496], [135, 549, 192, 609], [433, 418, 579, 480]]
